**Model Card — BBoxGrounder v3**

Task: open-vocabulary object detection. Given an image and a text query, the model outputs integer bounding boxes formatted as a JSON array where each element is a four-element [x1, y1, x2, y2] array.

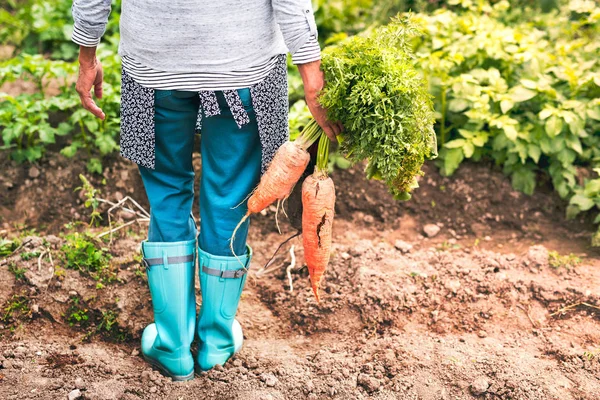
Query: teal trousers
[[137, 88, 262, 256]]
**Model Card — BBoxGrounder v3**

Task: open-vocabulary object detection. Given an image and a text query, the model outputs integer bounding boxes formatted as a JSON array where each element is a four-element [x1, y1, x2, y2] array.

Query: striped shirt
[[72, 26, 321, 91]]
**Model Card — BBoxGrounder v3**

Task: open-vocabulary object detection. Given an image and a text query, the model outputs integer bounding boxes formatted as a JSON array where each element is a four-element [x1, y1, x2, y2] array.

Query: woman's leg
[[196, 88, 262, 371], [138, 90, 199, 243], [198, 88, 262, 256], [137, 90, 199, 381]]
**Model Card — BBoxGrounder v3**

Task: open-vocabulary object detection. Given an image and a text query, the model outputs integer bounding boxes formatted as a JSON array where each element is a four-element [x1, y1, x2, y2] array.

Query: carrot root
[[302, 172, 336, 302]]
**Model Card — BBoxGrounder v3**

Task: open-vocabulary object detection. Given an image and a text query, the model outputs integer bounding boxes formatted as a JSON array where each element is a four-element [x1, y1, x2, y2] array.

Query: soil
[[0, 149, 599, 399]]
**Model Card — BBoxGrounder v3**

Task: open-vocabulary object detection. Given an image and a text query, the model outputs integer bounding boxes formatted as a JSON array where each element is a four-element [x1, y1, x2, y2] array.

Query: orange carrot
[[247, 141, 310, 214], [302, 171, 336, 302], [230, 141, 310, 256]]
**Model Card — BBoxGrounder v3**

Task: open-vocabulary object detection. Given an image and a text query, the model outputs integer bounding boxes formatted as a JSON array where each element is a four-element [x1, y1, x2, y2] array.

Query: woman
[[71, 0, 341, 381]]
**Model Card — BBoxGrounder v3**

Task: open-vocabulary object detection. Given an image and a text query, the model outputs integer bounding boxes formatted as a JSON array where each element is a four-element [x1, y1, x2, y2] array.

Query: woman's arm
[[71, 0, 112, 119], [272, 0, 342, 141]]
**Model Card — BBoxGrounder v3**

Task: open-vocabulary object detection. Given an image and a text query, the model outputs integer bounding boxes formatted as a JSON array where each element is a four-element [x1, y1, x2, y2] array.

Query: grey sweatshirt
[[71, 0, 318, 73]]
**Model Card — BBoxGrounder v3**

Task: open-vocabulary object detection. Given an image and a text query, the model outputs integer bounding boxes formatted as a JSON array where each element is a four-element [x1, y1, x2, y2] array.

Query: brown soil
[[1, 151, 599, 399]]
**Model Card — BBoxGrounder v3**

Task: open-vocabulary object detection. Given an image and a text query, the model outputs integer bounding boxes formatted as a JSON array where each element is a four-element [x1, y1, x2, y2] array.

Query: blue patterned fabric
[[119, 54, 289, 174]]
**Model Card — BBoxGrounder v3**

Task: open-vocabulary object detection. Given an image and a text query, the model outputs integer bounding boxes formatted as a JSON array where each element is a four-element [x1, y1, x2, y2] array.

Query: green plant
[[65, 296, 89, 327], [413, 0, 600, 243], [2, 294, 31, 323], [318, 14, 437, 200], [60, 232, 117, 284], [0, 238, 20, 257], [548, 251, 582, 270], [8, 263, 27, 280], [20, 251, 40, 261], [76, 174, 102, 226]]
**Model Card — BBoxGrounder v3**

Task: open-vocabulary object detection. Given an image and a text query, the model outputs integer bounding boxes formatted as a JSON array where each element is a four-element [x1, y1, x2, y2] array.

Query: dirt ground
[[0, 151, 599, 400]]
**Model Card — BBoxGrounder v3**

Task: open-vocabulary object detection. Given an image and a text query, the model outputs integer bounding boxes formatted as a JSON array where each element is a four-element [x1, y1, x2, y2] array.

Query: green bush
[[414, 0, 600, 243]]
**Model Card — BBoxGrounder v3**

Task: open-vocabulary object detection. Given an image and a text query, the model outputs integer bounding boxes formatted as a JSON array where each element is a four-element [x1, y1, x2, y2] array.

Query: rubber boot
[[140, 239, 196, 381], [196, 245, 252, 371]]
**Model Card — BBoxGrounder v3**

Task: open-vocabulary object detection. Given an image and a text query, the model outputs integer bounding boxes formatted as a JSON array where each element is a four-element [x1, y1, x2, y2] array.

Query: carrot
[[247, 141, 309, 214], [302, 135, 336, 302], [230, 122, 324, 258]]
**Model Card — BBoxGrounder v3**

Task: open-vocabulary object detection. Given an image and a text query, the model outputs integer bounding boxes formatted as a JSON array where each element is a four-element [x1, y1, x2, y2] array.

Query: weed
[[437, 241, 461, 251], [64, 297, 89, 327], [76, 175, 102, 226], [2, 294, 31, 324], [20, 251, 40, 261], [60, 232, 117, 285], [0, 238, 20, 257], [548, 251, 581, 270], [7, 262, 26, 280]]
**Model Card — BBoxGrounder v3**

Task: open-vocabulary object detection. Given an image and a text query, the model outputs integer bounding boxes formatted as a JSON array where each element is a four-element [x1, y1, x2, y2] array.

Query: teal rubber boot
[[196, 245, 252, 371], [140, 239, 196, 381]]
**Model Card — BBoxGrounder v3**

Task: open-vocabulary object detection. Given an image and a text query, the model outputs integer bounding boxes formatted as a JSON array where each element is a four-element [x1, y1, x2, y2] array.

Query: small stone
[[363, 215, 375, 224], [394, 240, 413, 253], [68, 389, 82, 400], [232, 359, 242, 367], [32, 304, 39, 314], [477, 330, 488, 338], [341, 368, 350, 378], [260, 372, 278, 387], [74, 377, 85, 390], [131, 349, 139, 357], [470, 377, 489, 395], [149, 386, 157, 394], [423, 224, 441, 238], [28, 166, 40, 179], [114, 191, 124, 201]]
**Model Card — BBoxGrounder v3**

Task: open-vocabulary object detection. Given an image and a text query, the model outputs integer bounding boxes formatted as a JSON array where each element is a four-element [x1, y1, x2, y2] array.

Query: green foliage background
[[1, 0, 599, 244]]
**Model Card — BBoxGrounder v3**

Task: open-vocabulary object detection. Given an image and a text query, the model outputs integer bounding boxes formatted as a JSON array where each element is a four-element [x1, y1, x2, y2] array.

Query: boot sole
[[143, 355, 194, 382]]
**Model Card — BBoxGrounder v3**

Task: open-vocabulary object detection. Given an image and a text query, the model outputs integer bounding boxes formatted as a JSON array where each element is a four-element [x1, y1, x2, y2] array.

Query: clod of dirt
[[394, 240, 413, 253], [470, 377, 490, 395], [523, 245, 549, 269], [357, 373, 381, 393], [45, 353, 84, 369], [74, 377, 85, 390], [259, 372, 278, 387], [423, 224, 441, 238]]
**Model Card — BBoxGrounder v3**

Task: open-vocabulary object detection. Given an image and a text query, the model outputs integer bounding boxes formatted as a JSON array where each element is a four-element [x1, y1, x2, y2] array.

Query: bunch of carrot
[[232, 16, 437, 301], [231, 120, 334, 302]]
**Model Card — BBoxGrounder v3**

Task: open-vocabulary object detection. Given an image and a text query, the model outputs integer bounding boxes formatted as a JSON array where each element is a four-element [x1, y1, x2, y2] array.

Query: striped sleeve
[[291, 36, 321, 65], [71, 25, 101, 47], [70, 0, 112, 47]]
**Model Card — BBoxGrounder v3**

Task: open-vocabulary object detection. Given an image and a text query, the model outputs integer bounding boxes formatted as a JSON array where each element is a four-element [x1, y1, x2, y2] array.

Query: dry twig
[[550, 302, 600, 317]]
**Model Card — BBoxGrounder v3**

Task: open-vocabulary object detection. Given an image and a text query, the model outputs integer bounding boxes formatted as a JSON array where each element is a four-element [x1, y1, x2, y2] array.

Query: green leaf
[[587, 108, 600, 121], [86, 158, 103, 175], [444, 138, 467, 149], [463, 141, 475, 158], [448, 98, 469, 113], [545, 116, 563, 137], [500, 100, 514, 114], [528, 144, 541, 163], [504, 125, 518, 141], [441, 148, 464, 176], [566, 204, 581, 220], [511, 168, 536, 195], [539, 108, 553, 120], [511, 87, 537, 103], [570, 194, 595, 211]]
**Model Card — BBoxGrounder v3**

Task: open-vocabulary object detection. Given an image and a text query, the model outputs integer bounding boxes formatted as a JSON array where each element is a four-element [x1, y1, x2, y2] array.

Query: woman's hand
[[76, 46, 105, 120], [297, 60, 343, 142]]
